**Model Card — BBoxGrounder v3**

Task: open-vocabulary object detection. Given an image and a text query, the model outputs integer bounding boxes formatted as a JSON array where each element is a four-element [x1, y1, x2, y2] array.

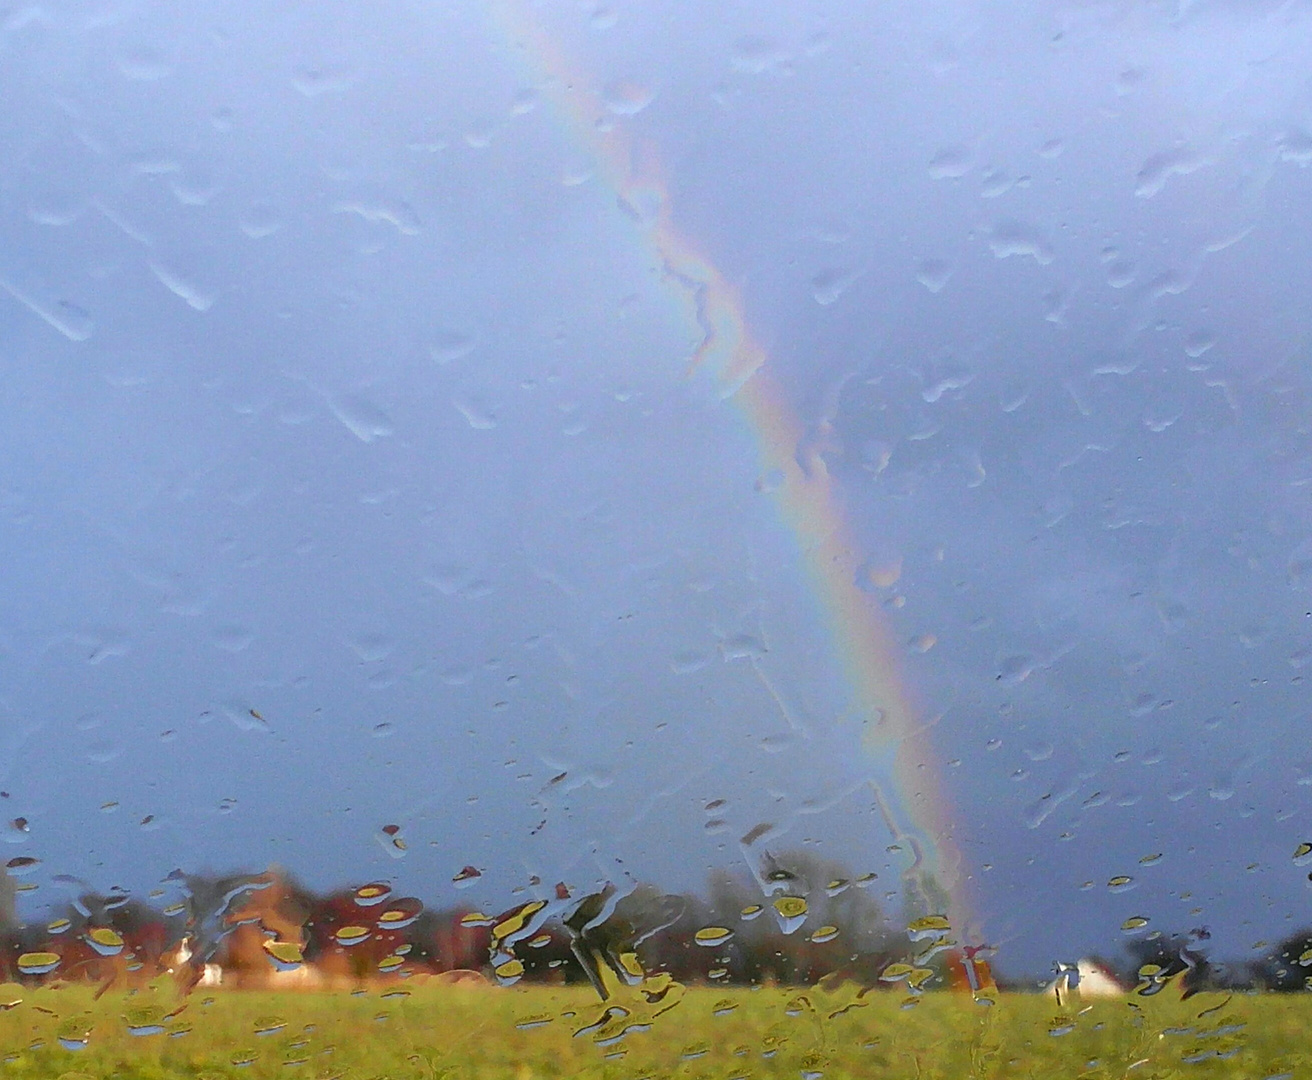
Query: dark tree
[[1251, 928, 1312, 992], [1123, 930, 1216, 997]]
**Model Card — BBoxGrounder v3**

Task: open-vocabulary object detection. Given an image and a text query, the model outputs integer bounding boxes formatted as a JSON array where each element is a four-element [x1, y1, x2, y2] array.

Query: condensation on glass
[[0, 0, 1310, 1075]]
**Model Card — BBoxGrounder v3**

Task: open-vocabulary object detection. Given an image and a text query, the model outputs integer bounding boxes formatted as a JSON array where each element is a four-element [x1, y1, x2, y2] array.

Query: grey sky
[[1, 0, 1310, 980]]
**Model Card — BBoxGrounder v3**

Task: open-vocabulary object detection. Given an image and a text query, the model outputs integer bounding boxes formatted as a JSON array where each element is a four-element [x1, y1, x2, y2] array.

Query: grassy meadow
[[0, 981, 1306, 1080]]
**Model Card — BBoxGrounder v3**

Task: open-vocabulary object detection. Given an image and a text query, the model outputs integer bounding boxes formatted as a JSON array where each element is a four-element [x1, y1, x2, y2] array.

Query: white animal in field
[[166, 936, 223, 988], [1049, 957, 1127, 1005]]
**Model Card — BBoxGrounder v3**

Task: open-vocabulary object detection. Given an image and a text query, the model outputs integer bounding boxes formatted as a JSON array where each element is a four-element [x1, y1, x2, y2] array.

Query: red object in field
[[945, 945, 998, 996]]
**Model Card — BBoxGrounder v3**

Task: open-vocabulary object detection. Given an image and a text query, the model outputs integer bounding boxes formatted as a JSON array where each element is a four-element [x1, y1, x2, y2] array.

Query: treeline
[[1113, 930, 1312, 996], [5, 857, 1306, 995], [0, 852, 920, 992]]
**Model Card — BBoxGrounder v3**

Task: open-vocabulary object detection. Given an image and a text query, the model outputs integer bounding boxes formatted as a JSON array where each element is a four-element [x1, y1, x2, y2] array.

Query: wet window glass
[[2, 0, 1311, 1074]]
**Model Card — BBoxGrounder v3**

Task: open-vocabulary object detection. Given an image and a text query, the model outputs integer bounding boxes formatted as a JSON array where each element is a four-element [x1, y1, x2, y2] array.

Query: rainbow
[[487, 2, 968, 935]]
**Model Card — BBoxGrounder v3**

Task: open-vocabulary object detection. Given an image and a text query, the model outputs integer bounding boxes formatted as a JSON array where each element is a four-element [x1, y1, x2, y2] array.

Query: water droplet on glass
[[56, 1029, 90, 1052], [996, 654, 1036, 684], [731, 34, 790, 74], [348, 631, 394, 662], [979, 167, 1017, 198], [430, 328, 476, 363], [927, 145, 974, 179], [334, 925, 372, 948], [253, 1016, 287, 1037], [16, 951, 60, 976], [510, 87, 538, 115], [377, 898, 422, 930], [376, 825, 406, 857], [211, 624, 254, 653], [238, 201, 283, 239], [262, 940, 303, 970], [1144, 266, 1195, 299], [880, 961, 914, 983], [915, 258, 953, 293], [453, 865, 482, 888], [1272, 130, 1312, 171], [720, 633, 766, 661], [0, 279, 94, 341], [772, 896, 807, 934], [1106, 259, 1135, 288], [124, 1007, 167, 1037], [355, 881, 393, 907], [810, 266, 861, 305], [169, 164, 220, 206], [907, 915, 952, 941], [115, 45, 173, 80], [332, 197, 421, 235], [328, 392, 393, 443], [671, 650, 712, 675], [988, 219, 1053, 264], [1143, 404, 1181, 432], [494, 958, 525, 985], [26, 185, 85, 226], [147, 257, 214, 311], [83, 927, 124, 956], [1286, 540, 1312, 590], [1184, 329, 1215, 358], [291, 64, 356, 97], [453, 395, 498, 430], [602, 80, 654, 115], [1134, 147, 1205, 198]]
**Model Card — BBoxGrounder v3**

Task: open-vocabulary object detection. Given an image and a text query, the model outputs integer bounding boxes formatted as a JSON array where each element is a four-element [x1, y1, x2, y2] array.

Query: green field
[[0, 982, 1306, 1079]]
